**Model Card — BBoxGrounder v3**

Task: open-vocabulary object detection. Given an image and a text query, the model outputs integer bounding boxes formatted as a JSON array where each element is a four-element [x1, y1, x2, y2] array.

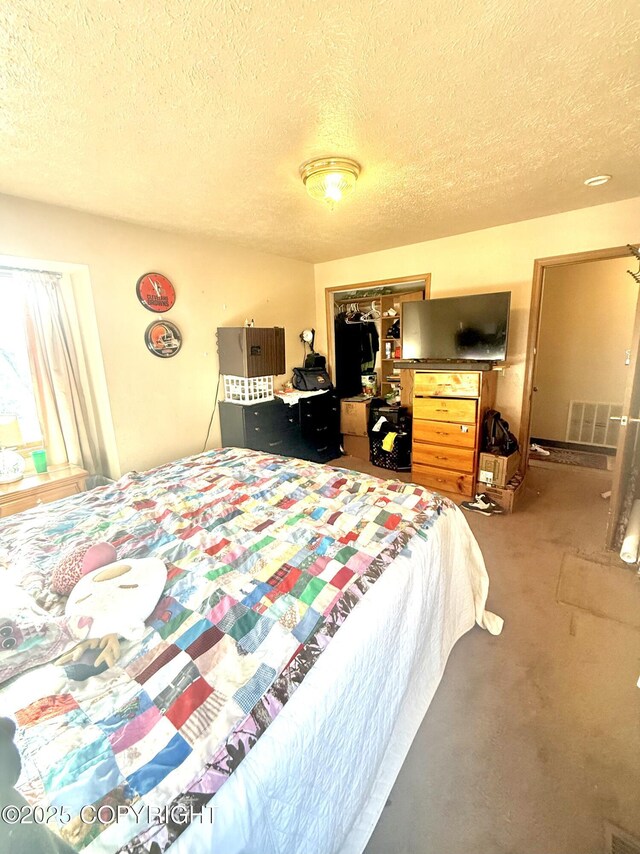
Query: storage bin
[[370, 432, 412, 471], [223, 375, 274, 404]]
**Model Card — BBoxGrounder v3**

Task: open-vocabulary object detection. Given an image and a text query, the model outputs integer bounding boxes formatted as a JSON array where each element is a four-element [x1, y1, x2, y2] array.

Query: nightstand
[[0, 464, 88, 518]]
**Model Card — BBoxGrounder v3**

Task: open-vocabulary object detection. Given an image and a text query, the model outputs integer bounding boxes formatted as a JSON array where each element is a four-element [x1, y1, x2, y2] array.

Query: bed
[[0, 448, 501, 854]]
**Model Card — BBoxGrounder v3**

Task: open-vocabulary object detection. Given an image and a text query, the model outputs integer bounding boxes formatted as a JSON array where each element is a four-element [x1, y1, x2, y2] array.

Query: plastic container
[[361, 374, 377, 397], [223, 375, 274, 404], [31, 449, 48, 473]]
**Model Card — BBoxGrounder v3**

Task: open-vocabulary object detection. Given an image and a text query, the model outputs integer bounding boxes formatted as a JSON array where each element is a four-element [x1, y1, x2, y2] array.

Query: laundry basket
[[223, 375, 274, 404]]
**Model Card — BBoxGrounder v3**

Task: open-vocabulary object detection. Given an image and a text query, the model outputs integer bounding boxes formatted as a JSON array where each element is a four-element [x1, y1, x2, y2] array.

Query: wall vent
[[605, 821, 640, 854], [566, 400, 622, 447]]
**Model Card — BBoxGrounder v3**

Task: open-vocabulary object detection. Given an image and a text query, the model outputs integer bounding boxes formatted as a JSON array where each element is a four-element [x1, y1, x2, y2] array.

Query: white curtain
[[22, 271, 98, 473]]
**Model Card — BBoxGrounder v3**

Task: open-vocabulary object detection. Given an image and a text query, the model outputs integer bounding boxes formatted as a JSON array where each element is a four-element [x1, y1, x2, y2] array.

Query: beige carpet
[[557, 553, 640, 630], [332, 457, 640, 854]]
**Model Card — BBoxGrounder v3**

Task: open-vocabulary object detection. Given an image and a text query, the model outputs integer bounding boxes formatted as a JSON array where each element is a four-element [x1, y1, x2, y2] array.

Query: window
[[0, 276, 42, 446]]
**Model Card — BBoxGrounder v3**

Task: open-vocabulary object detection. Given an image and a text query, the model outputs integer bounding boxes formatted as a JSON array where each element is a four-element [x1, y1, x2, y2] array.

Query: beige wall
[[0, 194, 314, 477], [531, 257, 637, 441], [315, 197, 640, 440]]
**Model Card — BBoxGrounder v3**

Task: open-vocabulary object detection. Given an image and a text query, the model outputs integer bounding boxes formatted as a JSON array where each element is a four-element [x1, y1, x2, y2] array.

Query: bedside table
[[0, 464, 88, 518]]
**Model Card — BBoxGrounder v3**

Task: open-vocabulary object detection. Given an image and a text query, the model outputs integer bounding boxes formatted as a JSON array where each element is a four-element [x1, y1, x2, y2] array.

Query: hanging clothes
[[334, 312, 380, 397], [360, 322, 379, 372]]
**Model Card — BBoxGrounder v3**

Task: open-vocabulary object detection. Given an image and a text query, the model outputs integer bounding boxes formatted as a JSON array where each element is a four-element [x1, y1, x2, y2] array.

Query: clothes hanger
[[361, 301, 381, 321]]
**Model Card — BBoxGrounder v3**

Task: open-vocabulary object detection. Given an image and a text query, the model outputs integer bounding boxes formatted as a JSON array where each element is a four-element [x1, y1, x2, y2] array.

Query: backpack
[[482, 409, 518, 456]]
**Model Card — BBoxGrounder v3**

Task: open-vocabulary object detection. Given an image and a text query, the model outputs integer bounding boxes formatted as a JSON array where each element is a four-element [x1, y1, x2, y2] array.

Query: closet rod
[[335, 297, 381, 307]]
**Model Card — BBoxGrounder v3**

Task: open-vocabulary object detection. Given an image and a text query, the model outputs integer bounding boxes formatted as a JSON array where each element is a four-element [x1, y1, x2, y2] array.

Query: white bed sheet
[[173, 503, 501, 854]]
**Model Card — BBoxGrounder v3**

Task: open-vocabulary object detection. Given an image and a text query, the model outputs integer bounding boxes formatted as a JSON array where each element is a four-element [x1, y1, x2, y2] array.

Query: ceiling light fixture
[[584, 174, 612, 187], [299, 157, 361, 208]]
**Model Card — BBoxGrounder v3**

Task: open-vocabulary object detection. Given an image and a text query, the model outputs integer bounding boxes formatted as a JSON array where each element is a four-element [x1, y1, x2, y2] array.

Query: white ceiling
[[0, 0, 638, 263]]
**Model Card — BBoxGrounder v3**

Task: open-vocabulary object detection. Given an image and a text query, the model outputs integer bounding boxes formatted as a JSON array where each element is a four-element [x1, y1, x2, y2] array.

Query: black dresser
[[219, 392, 341, 464]]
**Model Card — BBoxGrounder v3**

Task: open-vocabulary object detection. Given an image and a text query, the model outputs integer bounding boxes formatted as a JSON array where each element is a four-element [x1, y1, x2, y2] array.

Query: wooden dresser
[[411, 370, 497, 497], [0, 464, 88, 518]]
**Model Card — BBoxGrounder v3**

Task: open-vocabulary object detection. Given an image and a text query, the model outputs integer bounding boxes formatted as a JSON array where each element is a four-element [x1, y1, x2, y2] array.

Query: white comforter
[[174, 503, 501, 854]]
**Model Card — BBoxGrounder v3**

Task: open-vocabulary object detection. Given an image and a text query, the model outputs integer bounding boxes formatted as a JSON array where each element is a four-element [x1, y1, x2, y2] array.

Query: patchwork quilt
[[0, 448, 451, 853]]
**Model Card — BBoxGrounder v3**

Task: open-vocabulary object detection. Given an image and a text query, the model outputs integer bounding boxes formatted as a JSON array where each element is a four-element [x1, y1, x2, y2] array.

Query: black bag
[[482, 409, 518, 455], [304, 353, 326, 370], [292, 367, 332, 391]]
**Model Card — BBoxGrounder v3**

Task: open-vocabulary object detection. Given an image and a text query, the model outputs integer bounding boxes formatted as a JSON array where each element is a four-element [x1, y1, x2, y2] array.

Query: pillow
[[50, 542, 117, 596]]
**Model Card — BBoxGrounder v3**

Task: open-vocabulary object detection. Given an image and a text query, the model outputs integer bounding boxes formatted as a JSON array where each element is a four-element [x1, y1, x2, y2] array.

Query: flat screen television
[[402, 291, 511, 362]]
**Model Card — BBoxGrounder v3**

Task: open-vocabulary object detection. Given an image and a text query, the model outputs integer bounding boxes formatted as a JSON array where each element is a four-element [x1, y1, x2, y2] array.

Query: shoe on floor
[[461, 493, 504, 516], [530, 443, 551, 456]]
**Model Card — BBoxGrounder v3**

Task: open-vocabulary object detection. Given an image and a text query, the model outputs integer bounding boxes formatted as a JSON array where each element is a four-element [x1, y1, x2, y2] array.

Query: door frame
[[324, 273, 431, 380], [520, 244, 638, 470]]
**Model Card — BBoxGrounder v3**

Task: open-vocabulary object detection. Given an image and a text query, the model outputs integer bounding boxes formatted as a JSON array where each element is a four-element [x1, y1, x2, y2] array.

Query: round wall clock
[[145, 320, 182, 358], [136, 272, 176, 313]]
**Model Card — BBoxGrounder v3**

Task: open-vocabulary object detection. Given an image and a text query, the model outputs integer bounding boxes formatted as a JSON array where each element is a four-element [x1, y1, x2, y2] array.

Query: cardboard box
[[343, 434, 370, 460], [340, 396, 371, 437], [477, 471, 525, 514], [478, 450, 521, 488]]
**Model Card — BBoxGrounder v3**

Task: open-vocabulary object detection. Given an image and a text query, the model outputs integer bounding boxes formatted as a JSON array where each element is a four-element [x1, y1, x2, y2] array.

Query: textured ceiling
[[0, 0, 638, 262]]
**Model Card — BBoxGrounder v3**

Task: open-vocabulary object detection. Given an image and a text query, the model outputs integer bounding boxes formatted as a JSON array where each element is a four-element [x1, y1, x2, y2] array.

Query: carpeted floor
[[331, 456, 640, 854]]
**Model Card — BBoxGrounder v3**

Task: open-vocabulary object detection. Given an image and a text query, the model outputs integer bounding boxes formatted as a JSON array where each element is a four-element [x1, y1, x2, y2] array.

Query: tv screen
[[402, 291, 511, 362]]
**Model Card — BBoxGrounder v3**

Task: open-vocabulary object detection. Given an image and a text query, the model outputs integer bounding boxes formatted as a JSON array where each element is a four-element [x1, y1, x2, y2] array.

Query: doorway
[[529, 255, 636, 471], [521, 245, 640, 549]]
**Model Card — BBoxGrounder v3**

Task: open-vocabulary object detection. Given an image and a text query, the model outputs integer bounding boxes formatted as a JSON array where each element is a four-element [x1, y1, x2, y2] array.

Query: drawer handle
[[436, 478, 446, 484], [435, 455, 448, 460], [268, 441, 283, 448], [254, 427, 261, 432], [435, 407, 449, 412]]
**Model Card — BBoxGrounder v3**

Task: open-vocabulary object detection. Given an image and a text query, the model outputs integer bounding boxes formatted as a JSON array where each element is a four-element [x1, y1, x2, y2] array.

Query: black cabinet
[[219, 393, 340, 464]]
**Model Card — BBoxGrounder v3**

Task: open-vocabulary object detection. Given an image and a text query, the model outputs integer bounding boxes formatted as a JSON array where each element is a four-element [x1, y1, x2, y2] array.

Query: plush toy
[[58, 558, 167, 670]]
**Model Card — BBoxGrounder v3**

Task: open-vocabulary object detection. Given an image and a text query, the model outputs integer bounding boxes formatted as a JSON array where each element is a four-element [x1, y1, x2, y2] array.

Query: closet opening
[[325, 274, 431, 401]]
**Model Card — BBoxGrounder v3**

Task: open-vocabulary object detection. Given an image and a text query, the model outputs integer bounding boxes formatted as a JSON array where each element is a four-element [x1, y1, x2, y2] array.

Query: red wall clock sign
[[136, 272, 176, 312]]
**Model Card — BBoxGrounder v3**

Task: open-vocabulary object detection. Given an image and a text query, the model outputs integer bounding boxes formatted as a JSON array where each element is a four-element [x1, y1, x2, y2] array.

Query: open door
[[606, 289, 640, 549]]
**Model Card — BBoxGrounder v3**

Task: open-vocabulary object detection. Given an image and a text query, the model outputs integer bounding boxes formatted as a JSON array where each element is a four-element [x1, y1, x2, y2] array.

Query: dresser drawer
[[413, 419, 476, 448], [413, 397, 477, 424], [246, 432, 296, 454], [0, 481, 84, 518], [412, 443, 475, 473], [414, 372, 480, 398], [300, 392, 339, 417], [301, 422, 337, 442], [302, 439, 341, 464], [412, 463, 474, 497], [243, 400, 296, 430], [300, 394, 340, 435], [245, 419, 299, 449]]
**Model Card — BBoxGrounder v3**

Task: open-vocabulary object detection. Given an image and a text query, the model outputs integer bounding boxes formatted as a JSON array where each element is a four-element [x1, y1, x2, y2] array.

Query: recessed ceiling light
[[584, 174, 612, 187]]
